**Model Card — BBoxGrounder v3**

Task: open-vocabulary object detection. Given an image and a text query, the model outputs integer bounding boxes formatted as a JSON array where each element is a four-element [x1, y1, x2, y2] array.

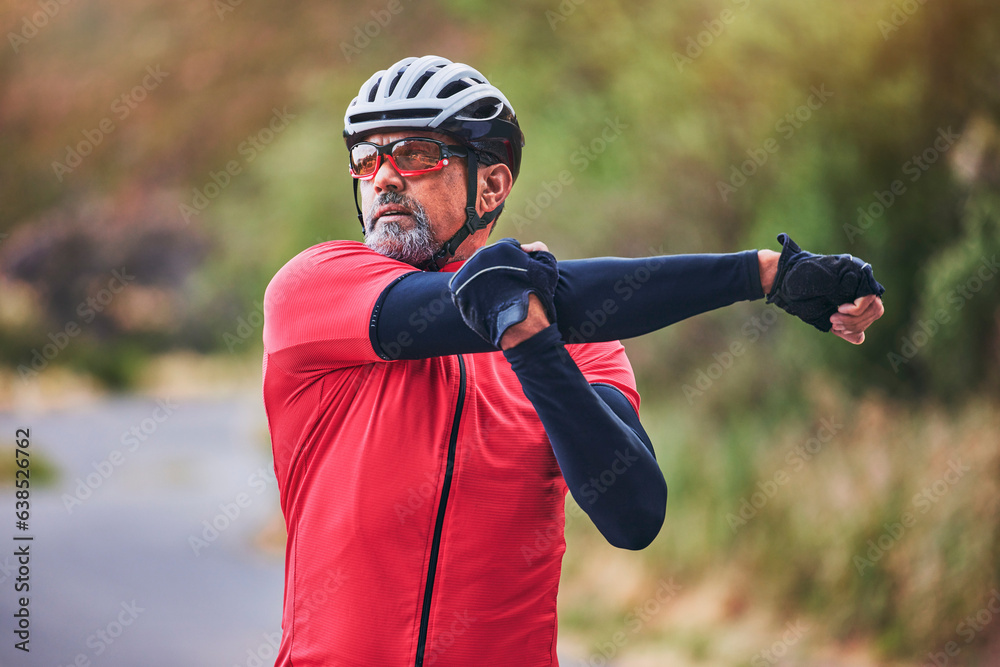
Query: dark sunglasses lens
[[392, 140, 444, 172], [351, 145, 379, 176]]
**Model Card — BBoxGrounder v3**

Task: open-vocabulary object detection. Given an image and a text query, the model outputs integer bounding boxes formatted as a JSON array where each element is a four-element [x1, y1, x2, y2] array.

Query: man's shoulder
[[263, 240, 421, 325], [268, 241, 410, 290], [288, 239, 374, 267]]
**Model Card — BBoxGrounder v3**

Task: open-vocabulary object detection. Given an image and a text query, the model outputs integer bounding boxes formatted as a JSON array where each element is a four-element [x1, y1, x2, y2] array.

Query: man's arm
[[373, 244, 883, 361], [446, 243, 669, 549], [503, 312, 667, 549], [373, 249, 766, 360]]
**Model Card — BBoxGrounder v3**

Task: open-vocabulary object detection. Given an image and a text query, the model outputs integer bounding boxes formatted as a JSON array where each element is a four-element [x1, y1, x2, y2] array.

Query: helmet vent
[[366, 78, 381, 103], [455, 98, 504, 121], [386, 70, 405, 97], [437, 80, 472, 99], [408, 72, 434, 99], [349, 109, 439, 124]]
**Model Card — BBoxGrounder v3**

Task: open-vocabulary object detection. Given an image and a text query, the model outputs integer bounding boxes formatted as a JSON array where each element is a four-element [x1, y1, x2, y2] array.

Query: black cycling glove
[[449, 238, 559, 347], [766, 233, 885, 332]]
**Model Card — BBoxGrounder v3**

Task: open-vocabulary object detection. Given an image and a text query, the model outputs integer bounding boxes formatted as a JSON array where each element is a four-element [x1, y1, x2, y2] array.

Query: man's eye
[[396, 148, 439, 168], [355, 154, 377, 170]]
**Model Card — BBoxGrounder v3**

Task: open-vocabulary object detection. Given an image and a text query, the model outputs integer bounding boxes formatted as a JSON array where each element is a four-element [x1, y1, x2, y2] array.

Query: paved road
[[0, 394, 284, 667]]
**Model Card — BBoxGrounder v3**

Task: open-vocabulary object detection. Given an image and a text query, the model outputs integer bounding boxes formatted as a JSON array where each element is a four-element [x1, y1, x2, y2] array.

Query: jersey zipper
[[414, 354, 466, 666]]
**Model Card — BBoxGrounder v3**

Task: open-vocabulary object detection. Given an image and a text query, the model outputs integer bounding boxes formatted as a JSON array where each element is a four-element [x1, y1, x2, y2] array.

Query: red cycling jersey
[[262, 241, 640, 666]]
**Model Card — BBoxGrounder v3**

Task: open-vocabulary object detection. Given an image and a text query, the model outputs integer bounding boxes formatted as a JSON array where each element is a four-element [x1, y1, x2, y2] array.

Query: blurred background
[[1, 0, 999, 664]]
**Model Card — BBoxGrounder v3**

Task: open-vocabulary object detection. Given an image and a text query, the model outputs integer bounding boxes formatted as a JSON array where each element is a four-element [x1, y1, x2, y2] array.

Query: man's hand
[[830, 295, 884, 345], [764, 233, 885, 342], [500, 294, 551, 349], [758, 248, 884, 344], [498, 242, 553, 349], [449, 238, 558, 348]]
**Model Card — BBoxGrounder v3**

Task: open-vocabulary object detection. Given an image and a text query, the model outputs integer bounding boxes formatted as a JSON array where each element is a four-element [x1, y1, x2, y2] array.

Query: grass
[[560, 376, 1000, 665], [0, 445, 59, 487]]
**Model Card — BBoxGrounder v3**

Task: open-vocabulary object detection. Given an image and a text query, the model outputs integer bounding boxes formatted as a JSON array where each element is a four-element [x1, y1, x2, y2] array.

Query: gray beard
[[363, 193, 438, 267]]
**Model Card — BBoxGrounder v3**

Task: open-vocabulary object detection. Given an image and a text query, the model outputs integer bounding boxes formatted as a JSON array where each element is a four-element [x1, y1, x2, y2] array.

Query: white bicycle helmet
[[344, 55, 523, 178], [344, 56, 525, 270]]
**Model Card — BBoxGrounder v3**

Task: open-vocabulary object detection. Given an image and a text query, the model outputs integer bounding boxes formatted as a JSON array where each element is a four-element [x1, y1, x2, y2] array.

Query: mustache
[[365, 191, 419, 229]]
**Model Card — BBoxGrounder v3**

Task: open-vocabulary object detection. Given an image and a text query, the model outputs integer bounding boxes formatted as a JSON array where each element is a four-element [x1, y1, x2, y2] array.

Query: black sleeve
[[503, 324, 666, 550], [591, 383, 655, 459], [373, 251, 764, 360]]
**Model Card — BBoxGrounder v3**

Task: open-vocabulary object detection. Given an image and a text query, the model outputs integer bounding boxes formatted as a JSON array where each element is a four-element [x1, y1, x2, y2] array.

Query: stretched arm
[[443, 243, 668, 548], [373, 249, 766, 360]]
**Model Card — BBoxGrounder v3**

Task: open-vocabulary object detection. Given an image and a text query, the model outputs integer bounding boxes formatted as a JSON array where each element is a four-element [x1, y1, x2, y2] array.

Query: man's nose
[[372, 156, 404, 192]]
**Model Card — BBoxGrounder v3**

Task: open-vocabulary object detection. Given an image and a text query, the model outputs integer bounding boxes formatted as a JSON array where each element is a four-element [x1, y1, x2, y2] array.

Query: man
[[262, 55, 884, 666]]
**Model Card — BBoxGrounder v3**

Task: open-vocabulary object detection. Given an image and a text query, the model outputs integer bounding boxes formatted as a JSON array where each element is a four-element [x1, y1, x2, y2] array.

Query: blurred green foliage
[[2, 0, 997, 399]]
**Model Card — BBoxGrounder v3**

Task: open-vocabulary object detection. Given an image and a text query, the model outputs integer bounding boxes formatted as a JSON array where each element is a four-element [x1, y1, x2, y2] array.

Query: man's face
[[355, 130, 470, 267]]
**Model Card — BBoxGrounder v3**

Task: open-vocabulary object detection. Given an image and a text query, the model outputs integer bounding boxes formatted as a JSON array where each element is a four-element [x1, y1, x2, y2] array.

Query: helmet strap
[[353, 178, 364, 235], [422, 150, 503, 271]]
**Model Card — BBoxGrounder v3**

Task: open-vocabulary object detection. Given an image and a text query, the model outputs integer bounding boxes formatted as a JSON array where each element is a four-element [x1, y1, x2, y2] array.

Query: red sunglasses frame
[[349, 137, 469, 180]]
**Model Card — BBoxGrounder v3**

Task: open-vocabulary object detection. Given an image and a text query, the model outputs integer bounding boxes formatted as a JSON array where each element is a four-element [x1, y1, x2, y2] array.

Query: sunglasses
[[349, 137, 469, 180]]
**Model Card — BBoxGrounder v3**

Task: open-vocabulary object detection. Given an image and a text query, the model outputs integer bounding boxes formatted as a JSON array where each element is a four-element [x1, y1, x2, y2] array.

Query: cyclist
[[262, 55, 884, 666]]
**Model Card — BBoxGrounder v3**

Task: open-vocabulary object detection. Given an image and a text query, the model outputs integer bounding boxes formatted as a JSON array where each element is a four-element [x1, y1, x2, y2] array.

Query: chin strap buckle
[[464, 207, 480, 235]]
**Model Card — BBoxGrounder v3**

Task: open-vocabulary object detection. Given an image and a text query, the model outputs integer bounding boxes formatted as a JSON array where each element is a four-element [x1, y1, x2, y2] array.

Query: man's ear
[[478, 163, 513, 215]]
